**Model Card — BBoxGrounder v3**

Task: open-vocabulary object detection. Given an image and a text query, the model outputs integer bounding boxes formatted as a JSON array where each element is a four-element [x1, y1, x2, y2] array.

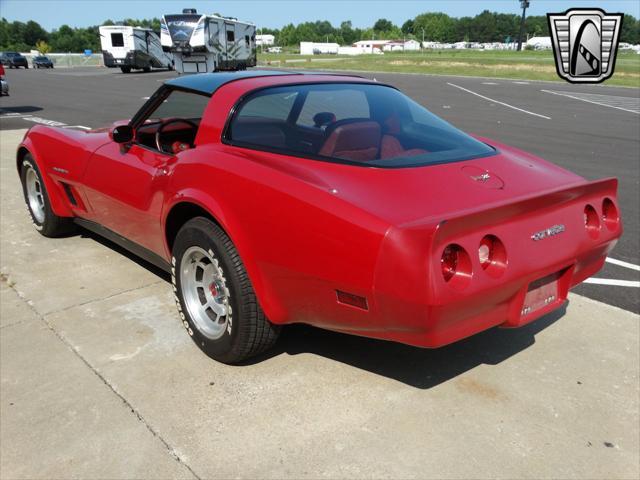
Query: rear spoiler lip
[[399, 177, 618, 231]]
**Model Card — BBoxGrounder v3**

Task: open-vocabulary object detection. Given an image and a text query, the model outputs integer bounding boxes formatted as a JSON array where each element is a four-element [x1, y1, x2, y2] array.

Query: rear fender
[[163, 190, 288, 324]]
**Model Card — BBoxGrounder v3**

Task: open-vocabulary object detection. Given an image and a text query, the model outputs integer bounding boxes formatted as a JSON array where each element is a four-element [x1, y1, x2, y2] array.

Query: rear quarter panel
[[166, 144, 391, 327]]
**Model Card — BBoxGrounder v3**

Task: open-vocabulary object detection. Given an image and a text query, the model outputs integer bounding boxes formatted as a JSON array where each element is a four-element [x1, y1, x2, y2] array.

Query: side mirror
[[111, 124, 134, 144]]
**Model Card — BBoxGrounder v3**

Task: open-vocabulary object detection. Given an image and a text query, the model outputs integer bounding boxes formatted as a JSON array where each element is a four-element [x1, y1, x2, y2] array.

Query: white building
[[256, 34, 275, 46], [299, 42, 339, 55], [382, 39, 421, 52], [352, 40, 390, 54], [526, 36, 552, 49]]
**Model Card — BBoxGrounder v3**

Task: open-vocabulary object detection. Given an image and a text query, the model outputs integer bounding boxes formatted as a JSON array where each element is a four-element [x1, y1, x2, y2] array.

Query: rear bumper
[[361, 239, 614, 349]]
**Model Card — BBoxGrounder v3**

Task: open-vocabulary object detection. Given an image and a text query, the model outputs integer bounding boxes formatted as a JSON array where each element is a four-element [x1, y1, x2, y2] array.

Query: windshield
[[228, 83, 496, 168], [35, 56, 48, 61]]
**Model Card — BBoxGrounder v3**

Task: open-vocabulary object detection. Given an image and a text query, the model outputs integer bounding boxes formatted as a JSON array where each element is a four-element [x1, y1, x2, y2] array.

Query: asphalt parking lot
[[0, 67, 639, 479], [1, 66, 638, 312]]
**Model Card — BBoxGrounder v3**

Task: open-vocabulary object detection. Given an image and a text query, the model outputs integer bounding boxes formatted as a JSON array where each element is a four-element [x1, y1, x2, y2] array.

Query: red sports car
[[17, 71, 622, 363]]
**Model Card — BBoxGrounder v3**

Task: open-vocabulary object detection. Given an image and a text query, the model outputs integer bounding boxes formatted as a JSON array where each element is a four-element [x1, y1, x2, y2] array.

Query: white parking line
[[584, 278, 640, 288], [20, 117, 92, 130], [541, 90, 640, 115], [447, 83, 551, 120], [62, 125, 92, 130], [606, 257, 640, 271]]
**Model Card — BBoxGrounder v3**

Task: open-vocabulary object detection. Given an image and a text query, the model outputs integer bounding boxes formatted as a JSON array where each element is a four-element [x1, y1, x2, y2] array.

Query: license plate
[[521, 274, 559, 317]]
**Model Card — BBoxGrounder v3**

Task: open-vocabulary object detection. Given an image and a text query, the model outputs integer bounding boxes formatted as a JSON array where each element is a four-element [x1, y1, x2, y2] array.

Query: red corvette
[[17, 71, 622, 363]]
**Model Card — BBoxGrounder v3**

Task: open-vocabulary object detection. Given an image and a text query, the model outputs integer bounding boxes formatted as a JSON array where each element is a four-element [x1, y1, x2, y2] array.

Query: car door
[[80, 87, 210, 257], [81, 141, 175, 256]]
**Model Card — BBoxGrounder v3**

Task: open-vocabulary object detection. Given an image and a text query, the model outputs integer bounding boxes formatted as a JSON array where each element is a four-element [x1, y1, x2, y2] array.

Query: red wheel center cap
[[209, 283, 218, 297]]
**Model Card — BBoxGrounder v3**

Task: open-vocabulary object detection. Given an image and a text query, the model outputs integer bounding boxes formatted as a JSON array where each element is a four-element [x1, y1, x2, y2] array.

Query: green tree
[[620, 14, 639, 44], [401, 19, 414, 35], [35, 40, 51, 54], [413, 12, 457, 42], [373, 18, 394, 33]]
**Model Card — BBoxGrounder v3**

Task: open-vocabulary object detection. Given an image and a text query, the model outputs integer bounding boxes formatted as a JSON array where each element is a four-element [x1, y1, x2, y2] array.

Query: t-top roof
[[164, 70, 369, 95], [164, 70, 301, 95]]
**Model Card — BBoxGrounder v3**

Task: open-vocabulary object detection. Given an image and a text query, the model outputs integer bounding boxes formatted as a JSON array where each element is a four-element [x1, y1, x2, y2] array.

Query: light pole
[[517, 0, 530, 51]]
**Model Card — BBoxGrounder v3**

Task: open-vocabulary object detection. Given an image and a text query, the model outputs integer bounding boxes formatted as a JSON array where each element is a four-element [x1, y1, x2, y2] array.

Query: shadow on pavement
[[0, 106, 43, 114], [78, 225, 565, 389]]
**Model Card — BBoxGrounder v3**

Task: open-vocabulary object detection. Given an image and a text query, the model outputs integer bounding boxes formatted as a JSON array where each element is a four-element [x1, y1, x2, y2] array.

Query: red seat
[[319, 121, 381, 162], [379, 112, 427, 159], [380, 135, 427, 159]]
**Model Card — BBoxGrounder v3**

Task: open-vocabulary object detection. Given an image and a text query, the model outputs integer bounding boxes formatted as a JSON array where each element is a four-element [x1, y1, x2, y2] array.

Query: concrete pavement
[[1, 128, 638, 479]]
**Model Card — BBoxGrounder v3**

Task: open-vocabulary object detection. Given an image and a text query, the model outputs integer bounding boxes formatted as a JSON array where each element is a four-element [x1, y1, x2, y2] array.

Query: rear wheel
[[143, 66, 151, 73], [20, 155, 74, 237], [172, 217, 280, 364], [120, 66, 131, 73]]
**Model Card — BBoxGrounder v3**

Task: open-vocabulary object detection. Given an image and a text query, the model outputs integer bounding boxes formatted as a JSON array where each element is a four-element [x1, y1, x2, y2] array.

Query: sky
[[1, 0, 639, 30]]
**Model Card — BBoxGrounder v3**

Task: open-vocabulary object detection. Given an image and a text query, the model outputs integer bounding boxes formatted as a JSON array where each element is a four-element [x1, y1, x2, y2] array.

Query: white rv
[[161, 9, 257, 74], [99, 25, 174, 73]]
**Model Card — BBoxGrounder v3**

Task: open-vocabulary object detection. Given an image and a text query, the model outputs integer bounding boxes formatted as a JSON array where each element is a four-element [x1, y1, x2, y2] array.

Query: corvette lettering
[[531, 224, 566, 241]]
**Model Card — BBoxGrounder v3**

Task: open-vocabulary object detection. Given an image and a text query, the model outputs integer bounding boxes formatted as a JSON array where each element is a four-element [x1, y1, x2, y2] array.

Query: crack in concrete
[[42, 280, 166, 316], [3, 280, 202, 480]]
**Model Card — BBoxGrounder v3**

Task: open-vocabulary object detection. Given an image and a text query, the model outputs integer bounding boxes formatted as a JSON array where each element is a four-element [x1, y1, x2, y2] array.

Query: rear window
[[111, 33, 125, 47], [227, 83, 495, 168]]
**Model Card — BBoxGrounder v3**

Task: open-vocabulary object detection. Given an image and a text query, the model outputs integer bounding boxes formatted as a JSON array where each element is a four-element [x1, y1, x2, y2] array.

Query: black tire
[[24, 65, 28, 69], [143, 66, 151, 73], [172, 217, 280, 364], [120, 66, 131, 73], [20, 155, 75, 237]]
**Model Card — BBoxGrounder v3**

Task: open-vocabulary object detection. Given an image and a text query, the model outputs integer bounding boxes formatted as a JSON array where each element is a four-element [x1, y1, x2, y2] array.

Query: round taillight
[[602, 198, 619, 231], [441, 244, 472, 289], [478, 235, 507, 278], [584, 204, 600, 239]]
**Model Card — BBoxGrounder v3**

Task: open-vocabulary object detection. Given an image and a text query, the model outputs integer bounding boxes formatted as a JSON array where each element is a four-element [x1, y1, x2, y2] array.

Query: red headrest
[[319, 121, 381, 162]]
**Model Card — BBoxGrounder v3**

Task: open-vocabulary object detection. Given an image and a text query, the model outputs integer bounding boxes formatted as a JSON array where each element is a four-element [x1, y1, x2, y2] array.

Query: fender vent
[[61, 182, 77, 206]]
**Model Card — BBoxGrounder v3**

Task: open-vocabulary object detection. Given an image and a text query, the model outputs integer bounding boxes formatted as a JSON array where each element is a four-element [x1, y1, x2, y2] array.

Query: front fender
[[18, 134, 74, 217]]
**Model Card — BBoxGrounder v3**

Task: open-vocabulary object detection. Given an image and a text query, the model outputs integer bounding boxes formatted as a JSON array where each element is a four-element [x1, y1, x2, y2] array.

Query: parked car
[[32, 55, 54, 68], [0, 63, 8, 96], [0, 52, 28, 68], [16, 71, 623, 364]]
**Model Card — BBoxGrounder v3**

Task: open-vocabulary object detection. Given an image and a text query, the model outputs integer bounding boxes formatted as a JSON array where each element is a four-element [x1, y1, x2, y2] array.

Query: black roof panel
[[164, 70, 301, 95]]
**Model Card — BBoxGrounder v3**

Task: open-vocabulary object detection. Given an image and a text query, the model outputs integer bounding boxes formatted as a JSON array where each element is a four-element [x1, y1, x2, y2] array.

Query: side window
[[147, 90, 210, 121], [228, 90, 298, 148], [226, 30, 235, 42], [296, 89, 370, 127], [245, 35, 250, 47]]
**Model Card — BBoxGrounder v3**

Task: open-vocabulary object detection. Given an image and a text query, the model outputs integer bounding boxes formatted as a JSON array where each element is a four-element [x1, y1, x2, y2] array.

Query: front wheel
[[120, 66, 131, 73], [172, 217, 280, 364], [20, 155, 74, 237]]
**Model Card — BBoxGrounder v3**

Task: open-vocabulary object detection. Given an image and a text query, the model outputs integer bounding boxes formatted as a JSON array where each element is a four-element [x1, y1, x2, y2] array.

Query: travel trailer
[[99, 25, 174, 73], [161, 8, 256, 73]]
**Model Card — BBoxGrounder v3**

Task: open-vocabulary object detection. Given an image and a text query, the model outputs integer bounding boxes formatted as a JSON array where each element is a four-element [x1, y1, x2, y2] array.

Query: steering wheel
[[155, 118, 199, 153]]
